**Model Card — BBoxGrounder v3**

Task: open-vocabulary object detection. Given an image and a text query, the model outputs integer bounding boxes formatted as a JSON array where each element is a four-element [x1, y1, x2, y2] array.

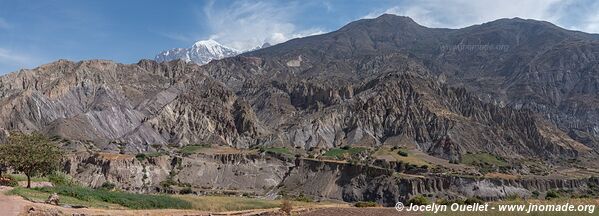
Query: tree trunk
[[26, 174, 31, 188]]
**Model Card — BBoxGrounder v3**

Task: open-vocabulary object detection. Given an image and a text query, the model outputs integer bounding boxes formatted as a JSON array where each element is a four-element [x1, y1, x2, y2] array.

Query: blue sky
[[1, 0, 598, 74]]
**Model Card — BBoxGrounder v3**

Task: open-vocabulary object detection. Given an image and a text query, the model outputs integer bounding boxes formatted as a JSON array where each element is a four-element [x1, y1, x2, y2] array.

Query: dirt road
[[0, 186, 28, 216]]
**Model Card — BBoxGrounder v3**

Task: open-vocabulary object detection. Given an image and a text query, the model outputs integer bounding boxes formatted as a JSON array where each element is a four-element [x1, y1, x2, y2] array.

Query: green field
[[7, 187, 124, 209], [10, 186, 192, 209], [7, 174, 49, 182], [263, 147, 292, 155], [322, 147, 368, 160], [6, 186, 329, 212]]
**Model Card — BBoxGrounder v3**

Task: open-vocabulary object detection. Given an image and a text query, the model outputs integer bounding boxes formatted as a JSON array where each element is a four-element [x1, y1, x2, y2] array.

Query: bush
[[280, 199, 293, 215], [0, 175, 18, 187], [179, 187, 193, 195], [436, 198, 464, 205], [505, 194, 521, 201], [160, 179, 176, 188], [293, 193, 313, 202], [546, 190, 560, 200], [398, 150, 409, 157], [408, 195, 429, 205], [464, 197, 484, 205], [135, 153, 147, 161], [341, 146, 351, 150], [99, 182, 116, 190], [48, 172, 77, 187], [532, 191, 540, 198], [35, 186, 192, 209], [355, 201, 377, 207]]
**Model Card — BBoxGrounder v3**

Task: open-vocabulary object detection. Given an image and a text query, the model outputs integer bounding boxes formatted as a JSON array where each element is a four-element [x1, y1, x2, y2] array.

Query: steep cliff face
[[64, 153, 599, 206], [64, 152, 291, 194], [279, 158, 599, 206]]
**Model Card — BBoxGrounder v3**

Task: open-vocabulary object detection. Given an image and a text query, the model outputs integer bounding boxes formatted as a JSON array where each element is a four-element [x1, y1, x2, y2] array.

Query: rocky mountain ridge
[[1, 14, 598, 169]]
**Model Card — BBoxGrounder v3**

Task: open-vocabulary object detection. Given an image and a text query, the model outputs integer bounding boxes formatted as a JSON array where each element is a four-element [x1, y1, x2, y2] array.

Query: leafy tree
[[0, 133, 63, 188]]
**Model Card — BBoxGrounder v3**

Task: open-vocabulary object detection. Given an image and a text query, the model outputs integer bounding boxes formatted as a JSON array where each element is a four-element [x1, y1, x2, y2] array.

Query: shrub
[[179, 187, 193, 195], [293, 193, 313, 202], [408, 195, 429, 205], [436, 198, 464, 205], [505, 194, 521, 201], [464, 197, 484, 205], [398, 150, 409, 157], [341, 146, 351, 150], [160, 179, 176, 188], [0, 175, 18, 187], [99, 181, 116, 190], [135, 153, 147, 161], [280, 199, 293, 215], [546, 190, 560, 200], [48, 172, 77, 187], [355, 201, 377, 207]]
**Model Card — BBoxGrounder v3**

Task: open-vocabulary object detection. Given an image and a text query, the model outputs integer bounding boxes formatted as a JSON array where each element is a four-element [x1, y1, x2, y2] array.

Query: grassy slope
[[8, 174, 49, 182], [372, 147, 430, 166], [8, 186, 330, 212], [265, 147, 292, 155], [7, 187, 124, 209], [9, 186, 192, 210], [322, 147, 368, 159]]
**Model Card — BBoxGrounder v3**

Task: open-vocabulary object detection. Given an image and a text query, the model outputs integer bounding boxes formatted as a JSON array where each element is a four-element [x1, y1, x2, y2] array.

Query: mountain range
[[1, 14, 599, 174]]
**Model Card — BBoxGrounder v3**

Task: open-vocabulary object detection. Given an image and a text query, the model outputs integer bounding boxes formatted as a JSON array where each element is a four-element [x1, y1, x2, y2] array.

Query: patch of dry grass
[[373, 147, 430, 166], [176, 195, 336, 212]]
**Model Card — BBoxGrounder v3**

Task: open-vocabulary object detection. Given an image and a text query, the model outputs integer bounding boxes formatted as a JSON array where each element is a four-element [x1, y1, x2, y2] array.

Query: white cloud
[[581, 14, 599, 33], [202, 1, 325, 51], [362, 0, 599, 33], [0, 48, 43, 73], [573, 1, 599, 33]]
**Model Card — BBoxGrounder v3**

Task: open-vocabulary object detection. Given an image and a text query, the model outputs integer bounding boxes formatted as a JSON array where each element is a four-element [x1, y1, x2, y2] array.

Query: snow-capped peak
[[155, 39, 240, 65], [193, 39, 223, 48], [154, 39, 273, 65]]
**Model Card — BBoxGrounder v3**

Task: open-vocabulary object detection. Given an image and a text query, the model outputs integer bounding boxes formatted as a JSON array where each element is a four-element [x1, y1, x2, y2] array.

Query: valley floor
[[3, 185, 599, 216], [0, 185, 349, 216]]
